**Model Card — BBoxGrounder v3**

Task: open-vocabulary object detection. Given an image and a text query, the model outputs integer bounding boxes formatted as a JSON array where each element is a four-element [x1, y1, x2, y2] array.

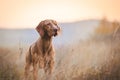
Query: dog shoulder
[[31, 38, 41, 53]]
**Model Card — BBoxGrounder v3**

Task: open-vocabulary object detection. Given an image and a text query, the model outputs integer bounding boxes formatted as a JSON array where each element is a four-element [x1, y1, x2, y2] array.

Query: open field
[[0, 20, 120, 80]]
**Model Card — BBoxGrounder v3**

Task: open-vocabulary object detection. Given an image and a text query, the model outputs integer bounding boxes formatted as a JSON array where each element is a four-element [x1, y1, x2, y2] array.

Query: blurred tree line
[[95, 17, 120, 35]]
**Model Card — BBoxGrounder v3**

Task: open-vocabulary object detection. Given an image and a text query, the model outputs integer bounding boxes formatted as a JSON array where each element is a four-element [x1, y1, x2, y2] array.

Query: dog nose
[[54, 29, 57, 32]]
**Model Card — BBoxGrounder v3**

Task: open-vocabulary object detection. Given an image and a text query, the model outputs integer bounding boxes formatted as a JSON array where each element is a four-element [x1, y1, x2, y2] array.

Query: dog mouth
[[53, 28, 58, 37], [54, 32, 58, 36]]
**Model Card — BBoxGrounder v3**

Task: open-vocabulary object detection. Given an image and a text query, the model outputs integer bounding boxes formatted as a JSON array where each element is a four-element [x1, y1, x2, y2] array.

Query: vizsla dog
[[24, 19, 61, 80]]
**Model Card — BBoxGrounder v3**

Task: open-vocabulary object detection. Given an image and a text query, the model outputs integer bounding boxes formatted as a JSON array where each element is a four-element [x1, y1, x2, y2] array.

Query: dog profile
[[24, 19, 61, 80]]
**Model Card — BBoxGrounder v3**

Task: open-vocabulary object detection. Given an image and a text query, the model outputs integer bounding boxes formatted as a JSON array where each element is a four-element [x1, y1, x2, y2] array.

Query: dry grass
[[0, 34, 120, 80], [0, 47, 22, 80], [0, 25, 120, 80]]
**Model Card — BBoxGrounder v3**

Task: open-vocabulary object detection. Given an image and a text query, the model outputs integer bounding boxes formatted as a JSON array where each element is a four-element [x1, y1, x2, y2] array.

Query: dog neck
[[40, 36, 53, 55]]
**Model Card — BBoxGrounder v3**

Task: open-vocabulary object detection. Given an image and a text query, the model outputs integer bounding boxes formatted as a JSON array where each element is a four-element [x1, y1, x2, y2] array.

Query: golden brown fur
[[24, 19, 60, 80]]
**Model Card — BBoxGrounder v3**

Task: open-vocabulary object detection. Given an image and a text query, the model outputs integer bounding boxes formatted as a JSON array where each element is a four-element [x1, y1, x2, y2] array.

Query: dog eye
[[46, 23, 51, 25]]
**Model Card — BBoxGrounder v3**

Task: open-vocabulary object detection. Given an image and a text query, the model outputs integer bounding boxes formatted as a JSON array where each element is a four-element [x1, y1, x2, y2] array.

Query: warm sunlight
[[0, 0, 120, 28], [1, 1, 120, 80]]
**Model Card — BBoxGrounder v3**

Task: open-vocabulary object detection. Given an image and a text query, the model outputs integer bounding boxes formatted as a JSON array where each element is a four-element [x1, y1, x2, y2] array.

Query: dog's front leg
[[50, 59, 55, 74], [44, 59, 54, 80], [33, 63, 38, 80]]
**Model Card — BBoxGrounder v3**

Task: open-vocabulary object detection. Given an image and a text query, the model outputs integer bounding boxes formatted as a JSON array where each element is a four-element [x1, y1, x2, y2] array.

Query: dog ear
[[36, 21, 44, 37]]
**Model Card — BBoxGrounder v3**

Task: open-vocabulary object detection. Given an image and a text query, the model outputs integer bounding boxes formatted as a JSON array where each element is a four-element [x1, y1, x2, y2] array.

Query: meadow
[[0, 19, 120, 80]]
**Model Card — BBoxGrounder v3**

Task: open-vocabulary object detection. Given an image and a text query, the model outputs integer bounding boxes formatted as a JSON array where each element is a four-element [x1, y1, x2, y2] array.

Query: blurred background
[[0, 0, 120, 80]]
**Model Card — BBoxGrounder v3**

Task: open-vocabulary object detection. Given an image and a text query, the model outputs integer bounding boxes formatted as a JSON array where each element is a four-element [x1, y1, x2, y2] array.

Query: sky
[[0, 0, 120, 29]]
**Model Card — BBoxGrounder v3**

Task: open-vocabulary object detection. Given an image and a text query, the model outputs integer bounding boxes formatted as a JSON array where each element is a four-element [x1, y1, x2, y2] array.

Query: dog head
[[36, 19, 61, 37]]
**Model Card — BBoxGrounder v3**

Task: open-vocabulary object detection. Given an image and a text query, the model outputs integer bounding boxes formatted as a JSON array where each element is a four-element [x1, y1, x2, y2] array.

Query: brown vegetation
[[0, 19, 120, 80], [95, 18, 120, 35], [0, 48, 21, 80]]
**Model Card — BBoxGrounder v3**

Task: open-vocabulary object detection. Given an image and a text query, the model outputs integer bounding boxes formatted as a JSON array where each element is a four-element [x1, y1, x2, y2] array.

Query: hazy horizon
[[0, 20, 99, 47], [0, 19, 99, 29]]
